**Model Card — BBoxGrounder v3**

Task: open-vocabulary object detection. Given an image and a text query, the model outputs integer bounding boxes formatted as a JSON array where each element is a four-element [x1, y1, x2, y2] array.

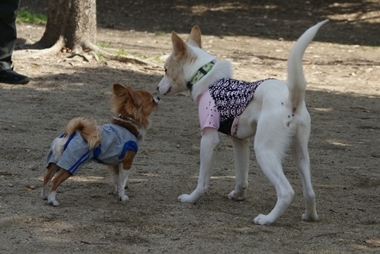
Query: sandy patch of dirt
[[0, 0, 379, 253]]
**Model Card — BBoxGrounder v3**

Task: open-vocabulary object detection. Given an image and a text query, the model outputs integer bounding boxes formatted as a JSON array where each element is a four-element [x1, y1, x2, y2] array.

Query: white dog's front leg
[[228, 137, 250, 201], [118, 164, 130, 201], [178, 128, 220, 203]]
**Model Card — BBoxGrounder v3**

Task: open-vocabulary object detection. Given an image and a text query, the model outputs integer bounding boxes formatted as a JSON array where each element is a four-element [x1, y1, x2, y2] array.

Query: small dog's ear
[[113, 83, 125, 96], [187, 25, 202, 48], [125, 86, 142, 106], [171, 31, 187, 60]]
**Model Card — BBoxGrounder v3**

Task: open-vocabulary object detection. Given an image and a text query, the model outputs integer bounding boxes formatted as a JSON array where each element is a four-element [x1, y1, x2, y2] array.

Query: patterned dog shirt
[[198, 78, 274, 137]]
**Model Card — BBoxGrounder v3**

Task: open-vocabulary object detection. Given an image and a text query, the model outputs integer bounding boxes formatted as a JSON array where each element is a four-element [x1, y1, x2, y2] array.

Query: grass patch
[[154, 31, 166, 36], [135, 53, 145, 59], [96, 42, 111, 49], [116, 49, 128, 56], [17, 10, 47, 25]]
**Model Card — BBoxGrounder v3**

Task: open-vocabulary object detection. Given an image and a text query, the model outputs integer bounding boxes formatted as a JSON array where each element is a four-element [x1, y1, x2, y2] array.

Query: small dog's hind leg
[[178, 128, 220, 203], [228, 137, 250, 201], [48, 169, 72, 206], [41, 163, 59, 200]]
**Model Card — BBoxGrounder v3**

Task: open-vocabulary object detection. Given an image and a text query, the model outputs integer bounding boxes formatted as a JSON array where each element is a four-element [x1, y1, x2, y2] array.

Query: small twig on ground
[[80, 240, 110, 245]]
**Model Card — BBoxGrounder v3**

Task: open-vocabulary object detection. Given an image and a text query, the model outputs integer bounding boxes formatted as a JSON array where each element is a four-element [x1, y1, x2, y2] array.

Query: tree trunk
[[15, 0, 152, 65], [37, 0, 96, 53]]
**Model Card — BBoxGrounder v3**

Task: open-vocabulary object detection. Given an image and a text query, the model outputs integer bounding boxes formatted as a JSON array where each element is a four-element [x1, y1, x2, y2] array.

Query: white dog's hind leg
[[253, 116, 294, 225], [291, 121, 319, 221], [254, 151, 294, 225], [228, 137, 250, 200], [178, 128, 220, 203]]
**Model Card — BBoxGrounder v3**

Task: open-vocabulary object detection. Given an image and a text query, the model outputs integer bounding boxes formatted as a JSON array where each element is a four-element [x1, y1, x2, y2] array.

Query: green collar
[[187, 61, 214, 91]]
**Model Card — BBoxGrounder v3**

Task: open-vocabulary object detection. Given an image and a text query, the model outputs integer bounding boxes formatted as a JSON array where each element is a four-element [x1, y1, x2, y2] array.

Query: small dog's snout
[[154, 96, 160, 103]]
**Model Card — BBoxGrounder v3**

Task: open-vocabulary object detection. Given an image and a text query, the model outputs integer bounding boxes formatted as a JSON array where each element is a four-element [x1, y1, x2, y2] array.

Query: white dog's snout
[[154, 96, 160, 104]]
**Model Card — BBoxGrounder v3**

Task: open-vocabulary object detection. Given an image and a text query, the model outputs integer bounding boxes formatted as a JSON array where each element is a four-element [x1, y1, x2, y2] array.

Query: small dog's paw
[[41, 188, 49, 200], [253, 214, 274, 225], [47, 192, 59, 206], [119, 195, 129, 201], [48, 199, 59, 207], [302, 211, 319, 221], [41, 192, 48, 200], [227, 190, 246, 201]]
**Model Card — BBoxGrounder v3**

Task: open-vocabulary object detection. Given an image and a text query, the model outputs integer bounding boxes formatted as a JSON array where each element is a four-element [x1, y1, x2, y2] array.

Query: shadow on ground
[[21, 0, 380, 46]]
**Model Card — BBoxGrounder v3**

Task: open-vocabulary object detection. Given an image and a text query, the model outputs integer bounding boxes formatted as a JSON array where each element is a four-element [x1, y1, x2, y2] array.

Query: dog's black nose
[[156, 96, 160, 101]]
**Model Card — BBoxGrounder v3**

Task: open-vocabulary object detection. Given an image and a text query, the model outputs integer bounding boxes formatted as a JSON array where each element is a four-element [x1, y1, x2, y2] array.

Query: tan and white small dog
[[156, 20, 328, 225], [41, 84, 159, 206]]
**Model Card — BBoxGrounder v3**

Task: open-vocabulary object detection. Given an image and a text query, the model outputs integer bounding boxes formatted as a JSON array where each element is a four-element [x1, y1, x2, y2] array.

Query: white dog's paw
[[253, 214, 274, 225], [178, 194, 197, 203], [227, 190, 246, 201], [119, 194, 129, 201], [302, 211, 319, 221]]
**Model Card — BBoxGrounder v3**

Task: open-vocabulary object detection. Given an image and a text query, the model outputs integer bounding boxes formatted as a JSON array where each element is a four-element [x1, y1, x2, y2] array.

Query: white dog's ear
[[171, 31, 187, 60], [187, 25, 202, 48]]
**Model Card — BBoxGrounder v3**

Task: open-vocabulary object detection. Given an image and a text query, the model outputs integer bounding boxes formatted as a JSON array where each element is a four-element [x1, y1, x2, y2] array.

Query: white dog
[[157, 20, 328, 225]]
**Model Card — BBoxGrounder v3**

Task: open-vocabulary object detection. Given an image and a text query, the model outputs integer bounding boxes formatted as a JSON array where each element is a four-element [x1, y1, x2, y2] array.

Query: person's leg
[[0, 0, 29, 84]]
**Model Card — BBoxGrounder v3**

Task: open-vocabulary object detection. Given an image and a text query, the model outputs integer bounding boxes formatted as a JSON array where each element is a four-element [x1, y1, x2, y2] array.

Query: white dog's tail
[[287, 20, 328, 111]]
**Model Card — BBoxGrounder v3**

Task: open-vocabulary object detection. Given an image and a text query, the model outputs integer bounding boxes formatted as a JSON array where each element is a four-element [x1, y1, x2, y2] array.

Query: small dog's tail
[[287, 20, 328, 111], [64, 117, 101, 150], [51, 117, 101, 158]]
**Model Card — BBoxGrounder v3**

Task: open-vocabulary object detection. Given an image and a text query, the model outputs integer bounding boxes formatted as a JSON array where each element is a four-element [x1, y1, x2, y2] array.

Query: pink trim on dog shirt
[[198, 90, 220, 134], [197, 90, 240, 136]]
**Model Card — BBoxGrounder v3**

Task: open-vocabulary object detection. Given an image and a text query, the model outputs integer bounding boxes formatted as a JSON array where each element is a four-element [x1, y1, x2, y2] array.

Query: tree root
[[13, 38, 157, 67], [13, 36, 65, 59], [83, 42, 156, 66]]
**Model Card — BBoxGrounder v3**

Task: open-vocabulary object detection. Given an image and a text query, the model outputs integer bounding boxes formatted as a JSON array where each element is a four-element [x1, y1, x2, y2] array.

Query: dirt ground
[[1, 0, 379, 253]]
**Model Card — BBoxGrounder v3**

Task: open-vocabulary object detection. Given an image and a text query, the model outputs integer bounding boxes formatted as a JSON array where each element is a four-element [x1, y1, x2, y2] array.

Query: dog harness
[[46, 124, 138, 175], [198, 78, 274, 137]]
